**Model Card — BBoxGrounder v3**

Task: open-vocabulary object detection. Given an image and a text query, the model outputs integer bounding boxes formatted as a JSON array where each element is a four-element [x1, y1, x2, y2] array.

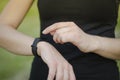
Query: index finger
[[42, 22, 68, 34], [47, 64, 56, 80]]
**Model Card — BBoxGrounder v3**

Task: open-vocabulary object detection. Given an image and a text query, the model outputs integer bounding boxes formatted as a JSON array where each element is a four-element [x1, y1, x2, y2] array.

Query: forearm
[[42, 21, 120, 60], [0, 24, 34, 56], [92, 36, 120, 60]]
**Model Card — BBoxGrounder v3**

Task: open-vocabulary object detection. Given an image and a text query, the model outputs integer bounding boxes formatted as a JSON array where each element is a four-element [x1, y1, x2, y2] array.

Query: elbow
[[115, 55, 120, 60], [110, 53, 120, 60], [0, 23, 15, 42], [0, 17, 18, 29]]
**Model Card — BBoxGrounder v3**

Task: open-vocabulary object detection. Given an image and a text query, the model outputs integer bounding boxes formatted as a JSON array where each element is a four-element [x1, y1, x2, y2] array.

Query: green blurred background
[[0, 0, 120, 80], [0, 0, 39, 80]]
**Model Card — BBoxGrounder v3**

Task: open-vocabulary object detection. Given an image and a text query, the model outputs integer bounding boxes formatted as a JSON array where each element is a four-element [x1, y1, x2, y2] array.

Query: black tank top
[[29, 1, 119, 79], [37, 0, 119, 59]]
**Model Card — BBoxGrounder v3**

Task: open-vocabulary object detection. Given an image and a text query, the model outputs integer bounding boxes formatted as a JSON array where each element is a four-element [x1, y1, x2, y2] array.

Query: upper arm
[[0, 0, 34, 29]]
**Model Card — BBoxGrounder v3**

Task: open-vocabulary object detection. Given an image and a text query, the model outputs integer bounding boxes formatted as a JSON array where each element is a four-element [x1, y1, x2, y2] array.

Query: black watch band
[[31, 38, 41, 57]]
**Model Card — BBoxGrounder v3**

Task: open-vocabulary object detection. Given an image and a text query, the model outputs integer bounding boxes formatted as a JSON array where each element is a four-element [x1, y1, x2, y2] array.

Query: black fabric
[[38, 0, 119, 60], [30, 0, 119, 80], [30, 54, 119, 80]]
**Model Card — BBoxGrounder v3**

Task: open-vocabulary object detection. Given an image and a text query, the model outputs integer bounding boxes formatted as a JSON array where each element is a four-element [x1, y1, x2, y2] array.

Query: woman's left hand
[[42, 22, 98, 53]]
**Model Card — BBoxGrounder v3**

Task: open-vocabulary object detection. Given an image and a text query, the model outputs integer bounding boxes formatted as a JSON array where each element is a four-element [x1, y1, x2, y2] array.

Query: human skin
[[43, 22, 120, 60], [0, 0, 120, 80], [0, 0, 75, 80]]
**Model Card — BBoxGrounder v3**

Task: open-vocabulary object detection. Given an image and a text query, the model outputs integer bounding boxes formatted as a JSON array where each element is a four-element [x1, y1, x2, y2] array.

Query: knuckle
[[51, 61, 57, 68], [53, 36, 58, 43], [54, 23, 58, 26], [56, 30, 60, 35], [57, 62, 61, 66], [56, 22, 62, 26], [69, 21, 74, 24], [69, 64, 73, 69], [53, 36, 56, 40], [49, 73, 54, 79], [54, 62, 58, 67], [60, 36, 63, 41], [61, 37, 65, 42], [49, 72, 53, 77], [64, 63, 69, 70], [57, 74, 63, 80]]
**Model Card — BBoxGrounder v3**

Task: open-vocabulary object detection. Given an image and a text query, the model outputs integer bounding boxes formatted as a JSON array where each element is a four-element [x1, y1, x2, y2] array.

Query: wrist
[[37, 41, 48, 56], [31, 38, 45, 57], [88, 35, 100, 53], [74, 34, 100, 53]]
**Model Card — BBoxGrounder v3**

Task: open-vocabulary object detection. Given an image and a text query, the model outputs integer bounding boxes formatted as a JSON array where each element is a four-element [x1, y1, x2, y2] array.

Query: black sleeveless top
[[38, 0, 119, 60], [29, 0, 119, 80]]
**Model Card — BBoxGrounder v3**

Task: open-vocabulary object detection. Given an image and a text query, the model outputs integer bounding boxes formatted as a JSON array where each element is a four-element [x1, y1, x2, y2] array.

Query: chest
[[38, 0, 119, 21]]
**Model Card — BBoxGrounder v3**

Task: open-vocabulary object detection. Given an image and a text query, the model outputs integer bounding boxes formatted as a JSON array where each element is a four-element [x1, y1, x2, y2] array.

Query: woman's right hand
[[37, 41, 76, 80]]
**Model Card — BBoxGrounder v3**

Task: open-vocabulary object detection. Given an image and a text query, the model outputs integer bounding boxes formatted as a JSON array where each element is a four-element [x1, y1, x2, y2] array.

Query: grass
[[0, 0, 120, 80]]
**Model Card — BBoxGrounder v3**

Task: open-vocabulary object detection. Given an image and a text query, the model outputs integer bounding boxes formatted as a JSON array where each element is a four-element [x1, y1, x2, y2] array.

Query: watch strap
[[31, 38, 41, 57]]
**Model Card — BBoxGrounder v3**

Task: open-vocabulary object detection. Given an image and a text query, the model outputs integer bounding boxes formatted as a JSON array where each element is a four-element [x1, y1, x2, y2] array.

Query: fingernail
[[42, 30, 46, 34]]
